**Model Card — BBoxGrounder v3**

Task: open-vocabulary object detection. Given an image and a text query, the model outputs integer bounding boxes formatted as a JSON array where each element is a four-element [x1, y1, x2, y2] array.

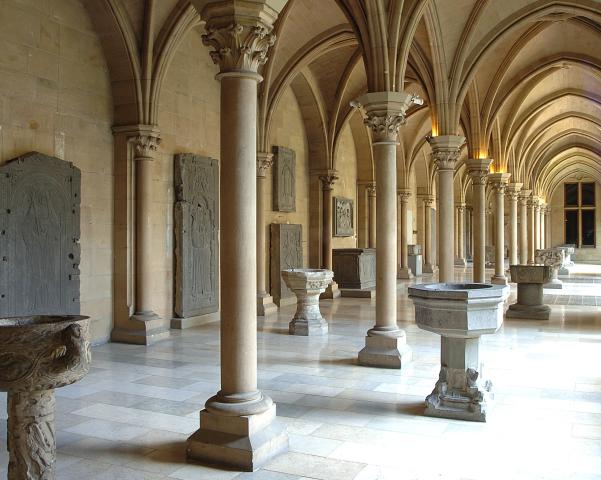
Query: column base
[[490, 275, 508, 285], [423, 264, 438, 274], [320, 281, 341, 299], [425, 366, 492, 422], [340, 287, 375, 298], [506, 303, 551, 320], [558, 266, 571, 275], [544, 279, 563, 289], [257, 294, 278, 316], [397, 267, 414, 280], [187, 399, 288, 472], [454, 258, 467, 267], [358, 330, 412, 369], [111, 312, 169, 345]]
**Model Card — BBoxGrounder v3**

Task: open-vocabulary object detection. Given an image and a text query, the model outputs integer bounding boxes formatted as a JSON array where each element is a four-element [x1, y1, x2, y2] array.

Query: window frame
[[564, 182, 596, 248]]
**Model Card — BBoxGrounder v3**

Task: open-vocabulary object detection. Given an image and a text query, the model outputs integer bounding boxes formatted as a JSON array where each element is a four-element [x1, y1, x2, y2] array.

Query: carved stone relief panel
[[0, 152, 81, 316], [270, 224, 302, 306], [174, 154, 219, 319], [272, 146, 296, 212], [334, 197, 354, 237]]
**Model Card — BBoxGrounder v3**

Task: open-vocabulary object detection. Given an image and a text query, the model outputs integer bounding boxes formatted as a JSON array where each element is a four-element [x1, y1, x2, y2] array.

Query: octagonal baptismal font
[[0, 315, 91, 480], [281, 269, 334, 335], [408, 283, 509, 422]]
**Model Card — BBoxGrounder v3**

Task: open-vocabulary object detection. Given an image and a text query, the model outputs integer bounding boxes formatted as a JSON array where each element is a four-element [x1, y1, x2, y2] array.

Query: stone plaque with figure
[[174, 154, 219, 320], [334, 197, 354, 236], [270, 224, 303, 306], [0, 152, 81, 316], [273, 146, 295, 212]]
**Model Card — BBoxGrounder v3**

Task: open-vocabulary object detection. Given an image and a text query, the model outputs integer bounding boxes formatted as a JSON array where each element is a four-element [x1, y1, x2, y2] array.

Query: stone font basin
[[0, 315, 91, 479], [408, 283, 508, 422], [281, 269, 333, 335]]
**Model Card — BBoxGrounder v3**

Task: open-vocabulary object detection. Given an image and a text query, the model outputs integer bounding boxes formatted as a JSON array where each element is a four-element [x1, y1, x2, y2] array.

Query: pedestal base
[[257, 294, 278, 316], [340, 287, 375, 298], [187, 402, 288, 472], [506, 303, 551, 320], [358, 331, 412, 369], [289, 318, 328, 335], [544, 279, 563, 289], [423, 264, 438, 274], [490, 275, 508, 285], [171, 312, 219, 329], [454, 258, 467, 267], [397, 267, 414, 280], [111, 312, 170, 345], [424, 367, 491, 422], [320, 281, 341, 299]]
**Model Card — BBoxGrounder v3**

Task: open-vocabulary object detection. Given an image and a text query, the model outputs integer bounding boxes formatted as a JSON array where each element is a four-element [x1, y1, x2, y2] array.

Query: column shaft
[[519, 191, 530, 264], [438, 168, 454, 282], [398, 191, 412, 278], [368, 186, 376, 248], [528, 198, 536, 264], [466, 158, 492, 283], [489, 173, 510, 284], [507, 185, 521, 266], [457, 205, 465, 264], [135, 157, 154, 313], [423, 198, 434, 272]]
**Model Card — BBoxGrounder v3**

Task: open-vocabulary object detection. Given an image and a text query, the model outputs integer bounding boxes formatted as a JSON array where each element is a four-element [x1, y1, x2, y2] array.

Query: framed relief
[[272, 146, 295, 212], [334, 197, 354, 236]]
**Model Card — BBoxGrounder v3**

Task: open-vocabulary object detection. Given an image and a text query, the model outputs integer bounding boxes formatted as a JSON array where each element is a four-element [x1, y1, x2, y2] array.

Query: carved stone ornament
[[133, 134, 161, 161], [319, 173, 338, 191], [431, 148, 460, 171], [0, 315, 91, 479], [423, 196, 435, 208], [203, 23, 276, 74], [363, 113, 406, 141], [273, 146, 296, 212], [333, 197, 354, 237], [507, 189, 519, 201], [366, 185, 376, 197], [398, 190, 411, 203], [257, 152, 274, 177]]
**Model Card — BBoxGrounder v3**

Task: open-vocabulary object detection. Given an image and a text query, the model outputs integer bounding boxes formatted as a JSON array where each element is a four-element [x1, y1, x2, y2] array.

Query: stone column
[[111, 126, 170, 345], [428, 136, 464, 282], [367, 185, 376, 248], [455, 204, 466, 266], [423, 196, 436, 273], [187, 3, 288, 470], [397, 189, 413, 279], [519, 189, 531, 264], [257, 153, 277, 316], [534, 200, 541, 251], [545, 205, 551, 248], [320, 172, 341, 298], [488, 173, 511, 284], [540, 204, 546, 250], [506, 183, 522, 266], [466, 158, 492, 283], [355, 91, 417, 368], [527, 195, 537, 264]]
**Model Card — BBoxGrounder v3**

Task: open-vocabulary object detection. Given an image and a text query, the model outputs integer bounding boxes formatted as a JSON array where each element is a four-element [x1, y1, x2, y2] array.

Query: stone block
[[408, 253, 422, 276], [535, 248, 565, 289], [270, 224, 303, 306], [332, 248, 376, 289], [0, 152, 81, 317], [173, 154, 219, 325], [272, 146, 295, 212], [507, 265, 552, 320]]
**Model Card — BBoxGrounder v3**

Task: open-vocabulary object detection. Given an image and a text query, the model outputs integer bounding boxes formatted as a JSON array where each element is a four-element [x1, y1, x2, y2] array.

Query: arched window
[[564, 182, 596, 248]]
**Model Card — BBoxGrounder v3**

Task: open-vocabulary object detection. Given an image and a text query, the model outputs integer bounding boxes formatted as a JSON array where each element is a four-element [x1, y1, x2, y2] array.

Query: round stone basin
[[0, 315, 91, 392]]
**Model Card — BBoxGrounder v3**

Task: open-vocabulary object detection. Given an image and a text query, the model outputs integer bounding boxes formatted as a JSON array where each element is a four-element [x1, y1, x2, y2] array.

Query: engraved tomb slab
[[270, 224, 303, 306], [174, 154, 219, 319], [273, 146, 296, 212], [0, 152, 81, 317]]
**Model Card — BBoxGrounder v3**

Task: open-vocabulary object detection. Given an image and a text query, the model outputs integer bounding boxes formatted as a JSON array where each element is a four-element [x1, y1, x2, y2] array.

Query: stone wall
[[263, 88, 311, 282], [332, 124, 358, 249], [154, 27, 221, 322], [0, 0, 113, 342]]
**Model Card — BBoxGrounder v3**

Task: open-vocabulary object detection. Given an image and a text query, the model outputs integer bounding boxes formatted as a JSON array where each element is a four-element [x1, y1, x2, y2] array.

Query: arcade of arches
[[1, 0, 601, 478]]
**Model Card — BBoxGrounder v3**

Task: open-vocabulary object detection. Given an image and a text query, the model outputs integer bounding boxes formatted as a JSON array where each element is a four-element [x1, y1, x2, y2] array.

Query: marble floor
[[2, 266, 601, 480]]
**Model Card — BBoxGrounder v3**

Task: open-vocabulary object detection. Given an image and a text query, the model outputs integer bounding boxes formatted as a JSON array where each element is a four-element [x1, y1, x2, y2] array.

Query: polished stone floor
[[1, 265, 601, 479]]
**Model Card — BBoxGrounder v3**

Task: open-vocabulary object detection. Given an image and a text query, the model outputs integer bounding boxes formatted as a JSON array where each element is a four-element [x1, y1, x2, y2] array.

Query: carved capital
[[133, 134, 161, 161], [466, 158, 492, 186], [527, 195, 539, 208], [203, 23, 275, 75], [366, 184, 376, 197], [256, 152, 273, 178], [428, 135, 464, 171], [423, 196, 435, 208], [353, 92, 422, 143], [456, 203, 466, 213], [398, 189, 411, 203], [319, 172, 339, 191]]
